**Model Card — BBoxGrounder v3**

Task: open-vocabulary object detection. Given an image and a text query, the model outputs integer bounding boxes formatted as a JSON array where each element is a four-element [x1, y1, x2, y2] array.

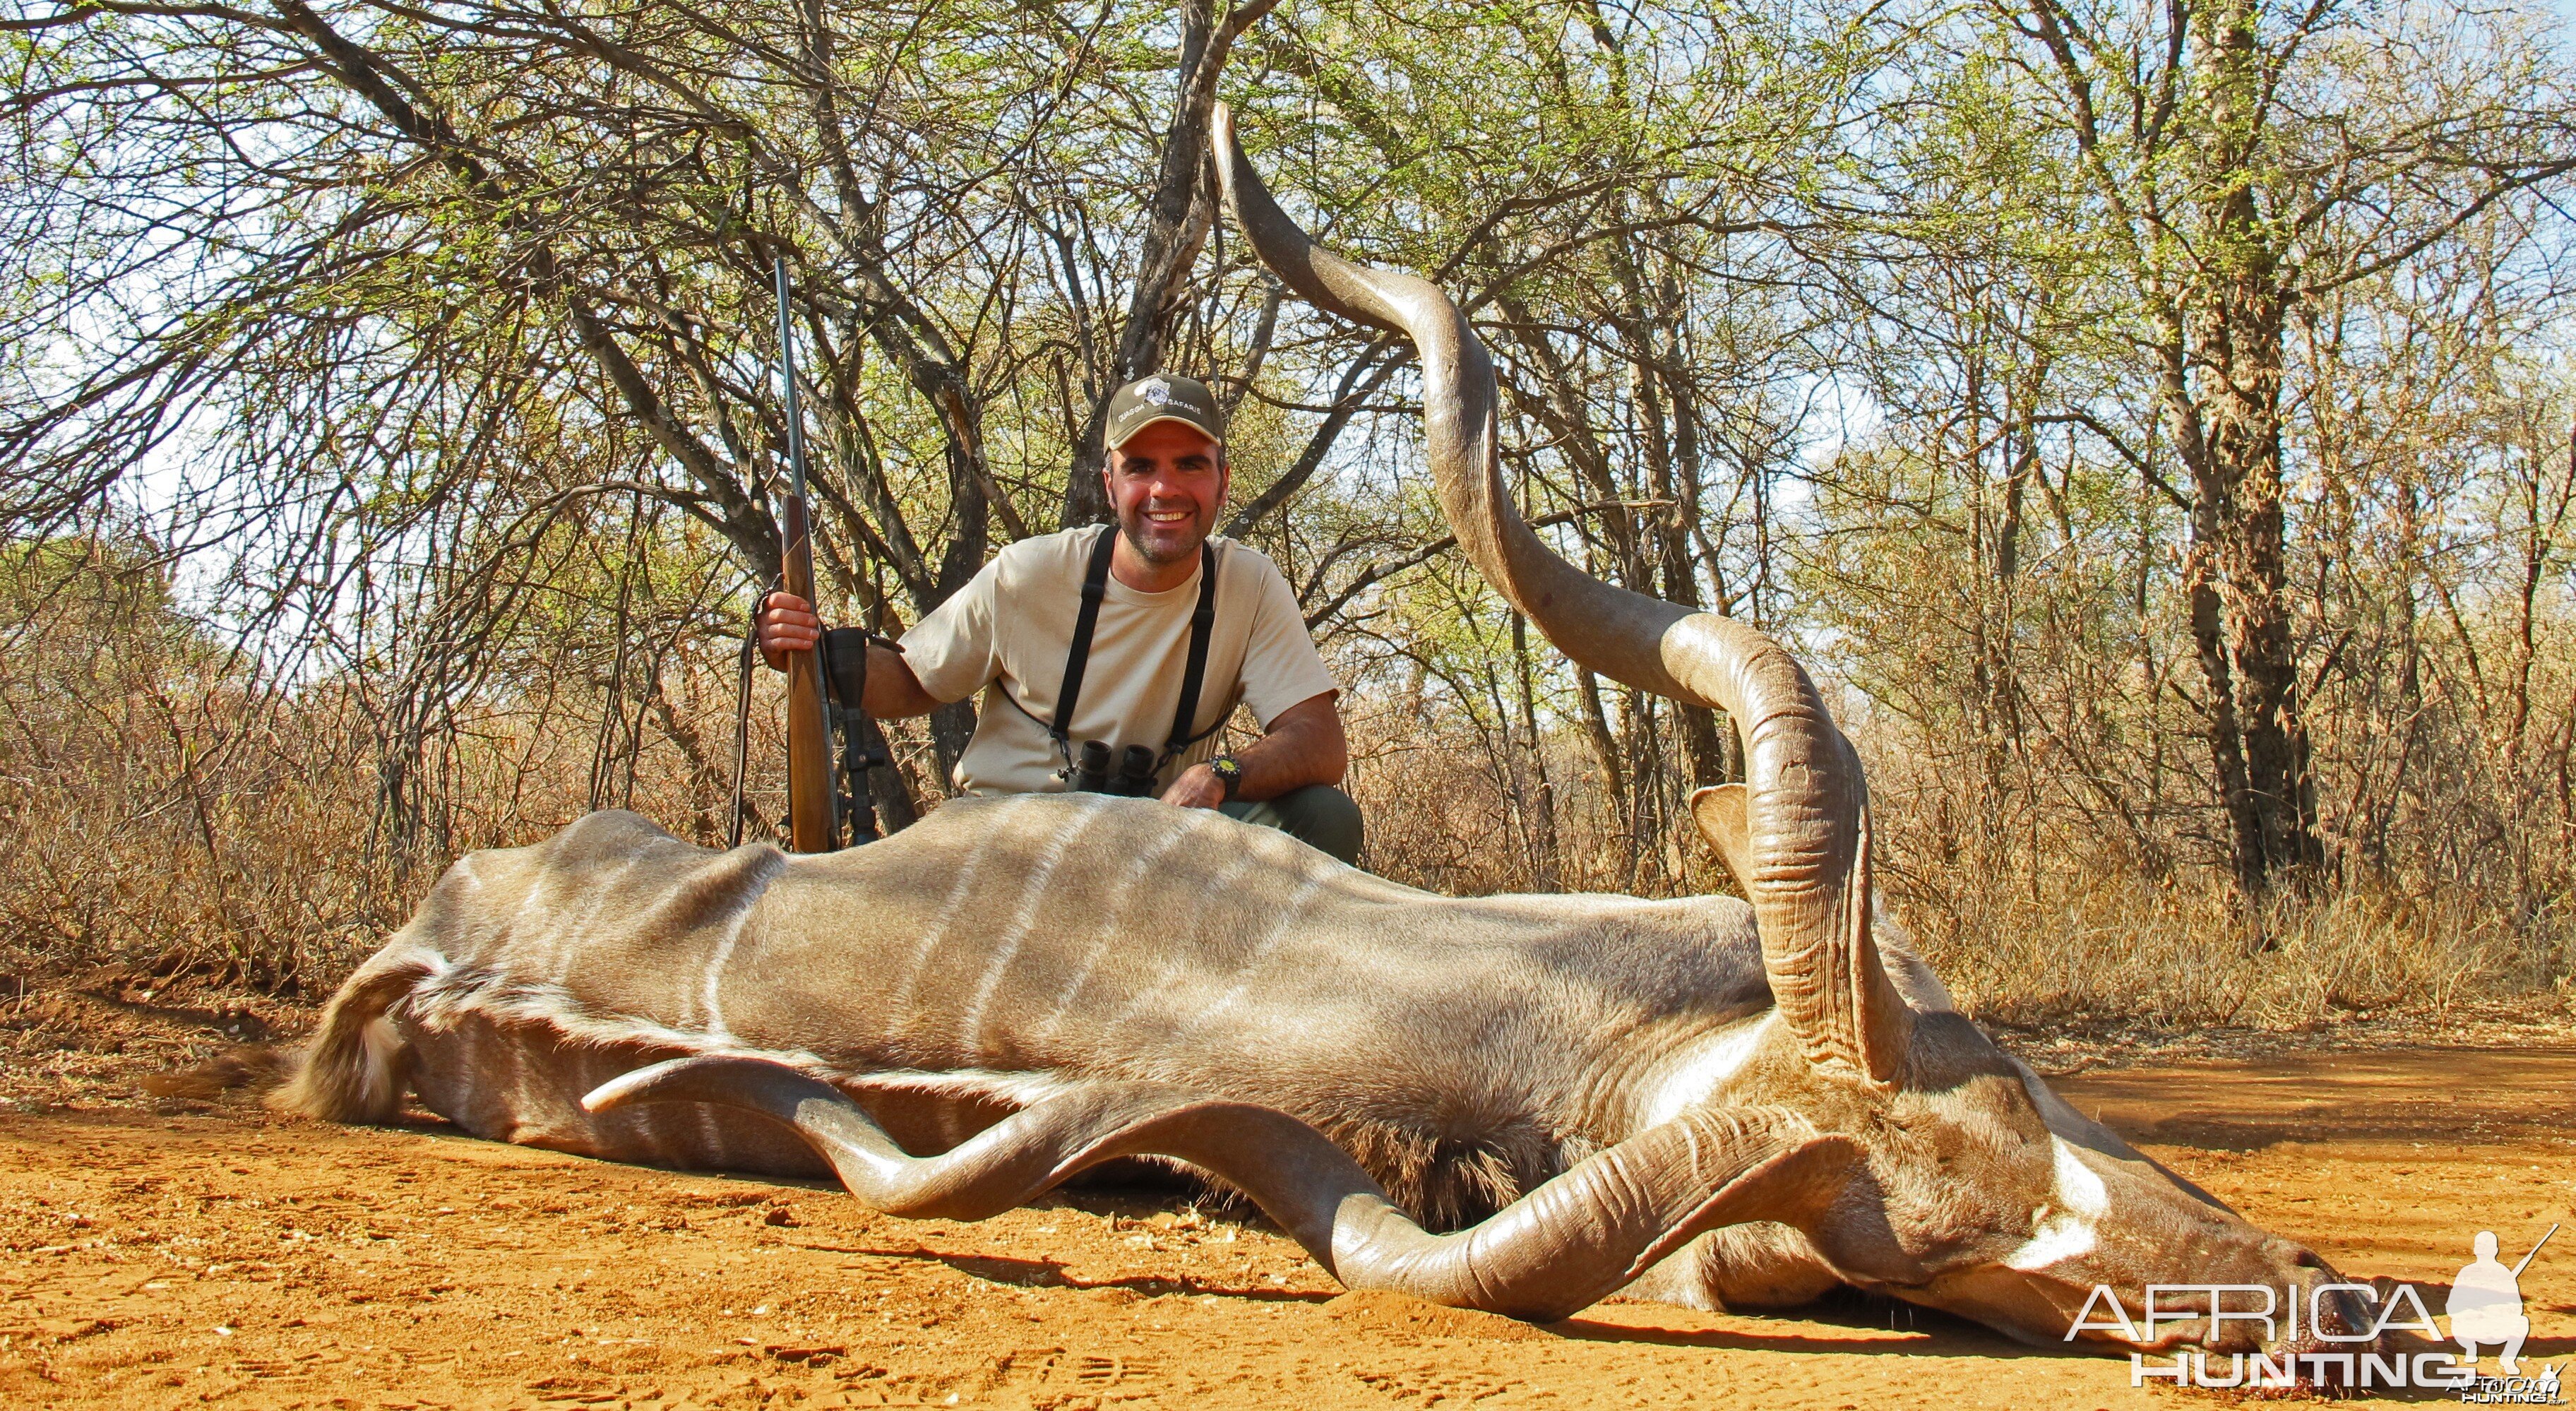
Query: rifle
[[773, 256, 840, 854], [747, 257, 902, 853]]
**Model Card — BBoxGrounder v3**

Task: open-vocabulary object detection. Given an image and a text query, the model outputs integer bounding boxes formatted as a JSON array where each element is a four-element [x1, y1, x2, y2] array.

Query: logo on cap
[[1139, 379, 1174, 406]]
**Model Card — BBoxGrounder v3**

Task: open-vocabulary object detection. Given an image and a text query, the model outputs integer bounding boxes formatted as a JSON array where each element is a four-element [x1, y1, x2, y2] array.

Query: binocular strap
[[1045, 525, 1224, 780]]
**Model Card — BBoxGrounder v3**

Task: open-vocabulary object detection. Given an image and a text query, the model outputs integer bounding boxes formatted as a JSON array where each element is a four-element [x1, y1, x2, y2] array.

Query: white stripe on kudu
[[1038, 807, 1203, 1033], [958, 794, 1109, 1059], [696, 893, 761, 1043], [547, 853, 643, 984], [1186, 867, 1328, 1031], [1094, 843, 1271, 1037], [888, 792, 1031, 1026]]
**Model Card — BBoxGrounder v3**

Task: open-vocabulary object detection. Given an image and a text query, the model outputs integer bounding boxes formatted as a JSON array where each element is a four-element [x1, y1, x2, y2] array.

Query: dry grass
[[1342, 706, 2575, 1034], [1900, 868, 2572, 1030]]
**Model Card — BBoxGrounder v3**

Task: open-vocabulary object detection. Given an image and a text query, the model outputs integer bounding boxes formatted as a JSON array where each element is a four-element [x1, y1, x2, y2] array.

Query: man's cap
[[1104, 374, 1224, 451]]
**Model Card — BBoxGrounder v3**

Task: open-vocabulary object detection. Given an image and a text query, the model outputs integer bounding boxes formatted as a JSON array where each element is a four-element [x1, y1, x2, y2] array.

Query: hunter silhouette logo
[[2450, 1225, 2550, 1374], [2446, 1225, 2564, 1407]]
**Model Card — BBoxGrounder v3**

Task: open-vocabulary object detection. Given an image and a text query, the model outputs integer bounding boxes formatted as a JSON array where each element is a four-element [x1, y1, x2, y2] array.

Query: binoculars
[[1070, 739, 1160, 797]]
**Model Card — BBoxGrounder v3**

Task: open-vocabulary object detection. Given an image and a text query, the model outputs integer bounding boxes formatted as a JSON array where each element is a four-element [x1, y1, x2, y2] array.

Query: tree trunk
[[1577, 667, 1630, 883], [1512, 612, 1562, 891], [2166, 0, 2322, 896]]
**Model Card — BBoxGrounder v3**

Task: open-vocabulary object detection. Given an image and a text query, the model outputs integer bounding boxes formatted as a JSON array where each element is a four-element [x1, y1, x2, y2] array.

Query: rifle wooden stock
[[780, 494, 838, 852]]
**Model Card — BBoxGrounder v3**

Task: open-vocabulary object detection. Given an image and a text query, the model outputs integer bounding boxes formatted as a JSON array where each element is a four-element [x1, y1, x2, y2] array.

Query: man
[[758, 373, 1363, 864]]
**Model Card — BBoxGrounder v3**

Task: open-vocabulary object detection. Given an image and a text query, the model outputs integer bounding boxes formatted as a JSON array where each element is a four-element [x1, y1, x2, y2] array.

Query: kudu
[[275, 108, 2369, 1367]]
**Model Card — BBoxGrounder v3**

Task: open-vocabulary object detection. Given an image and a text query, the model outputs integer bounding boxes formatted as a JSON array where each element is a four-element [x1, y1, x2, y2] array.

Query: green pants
[[1220, 785, 1365, 867]]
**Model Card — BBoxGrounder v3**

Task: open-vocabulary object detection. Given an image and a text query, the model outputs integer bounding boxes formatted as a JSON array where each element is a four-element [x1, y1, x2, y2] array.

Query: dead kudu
[[274, 110, 2372, 1369]]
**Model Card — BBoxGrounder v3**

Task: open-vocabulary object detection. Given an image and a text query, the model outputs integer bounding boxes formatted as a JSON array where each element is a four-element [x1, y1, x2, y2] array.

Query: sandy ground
[[1, 991, 2572, 1409]]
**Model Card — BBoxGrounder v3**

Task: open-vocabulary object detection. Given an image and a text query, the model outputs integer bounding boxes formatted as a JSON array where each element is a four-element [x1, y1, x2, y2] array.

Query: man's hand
[[756, 593, 942, 718], [1159, 763, 1227, 810], [1157, 691, 1345, 810], [757, 592, 823, 672]]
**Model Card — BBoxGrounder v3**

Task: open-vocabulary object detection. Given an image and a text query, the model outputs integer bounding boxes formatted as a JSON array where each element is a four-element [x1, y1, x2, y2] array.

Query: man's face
[[1104, 422, 1229, 567]]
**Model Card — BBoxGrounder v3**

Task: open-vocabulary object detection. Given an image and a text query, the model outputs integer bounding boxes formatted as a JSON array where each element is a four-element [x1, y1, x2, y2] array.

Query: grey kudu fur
[[275, 110, 2368, 1358]]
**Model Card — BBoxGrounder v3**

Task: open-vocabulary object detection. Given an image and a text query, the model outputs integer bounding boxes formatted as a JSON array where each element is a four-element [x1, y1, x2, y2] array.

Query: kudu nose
[[2248, 1244, 2383, 1392], [2285, 1246, 2377, 1344]]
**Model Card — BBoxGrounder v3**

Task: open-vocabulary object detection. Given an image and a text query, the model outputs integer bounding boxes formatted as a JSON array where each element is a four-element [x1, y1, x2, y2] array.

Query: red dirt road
[[1, 1042, 2571, 1409]]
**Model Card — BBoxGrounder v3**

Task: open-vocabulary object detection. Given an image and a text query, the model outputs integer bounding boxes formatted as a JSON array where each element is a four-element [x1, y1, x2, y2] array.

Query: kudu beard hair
[[273, 108, 2374, 1366]]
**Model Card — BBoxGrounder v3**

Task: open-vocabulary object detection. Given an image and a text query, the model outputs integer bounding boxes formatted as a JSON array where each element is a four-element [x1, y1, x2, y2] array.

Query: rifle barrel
[[2510, 1222, 2558, 1280]]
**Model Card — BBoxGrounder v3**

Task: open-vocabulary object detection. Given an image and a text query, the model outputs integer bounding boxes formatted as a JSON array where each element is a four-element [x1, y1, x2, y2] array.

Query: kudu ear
[[1688, 785, 1755, 892]]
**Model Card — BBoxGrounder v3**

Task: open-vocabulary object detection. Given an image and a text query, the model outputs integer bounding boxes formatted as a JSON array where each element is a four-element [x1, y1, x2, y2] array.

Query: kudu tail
[[268, 943, 441, 1123]]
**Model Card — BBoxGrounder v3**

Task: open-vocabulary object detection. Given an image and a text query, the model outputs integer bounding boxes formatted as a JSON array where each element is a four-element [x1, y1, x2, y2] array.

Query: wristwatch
[[1208, 755, 1244, 802]]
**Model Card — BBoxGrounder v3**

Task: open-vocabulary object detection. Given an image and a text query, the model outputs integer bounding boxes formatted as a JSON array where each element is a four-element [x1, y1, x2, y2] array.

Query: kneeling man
[[759, 374, 1362, 864]]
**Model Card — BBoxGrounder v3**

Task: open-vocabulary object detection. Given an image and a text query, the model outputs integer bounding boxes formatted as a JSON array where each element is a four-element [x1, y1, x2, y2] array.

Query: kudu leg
[[583, 1055, 1859, 1322]]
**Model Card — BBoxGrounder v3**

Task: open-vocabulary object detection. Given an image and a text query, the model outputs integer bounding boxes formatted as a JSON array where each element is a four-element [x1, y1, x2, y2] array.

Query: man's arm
[[756, 593, 943, 719], [1160, 690, 1346, 809]]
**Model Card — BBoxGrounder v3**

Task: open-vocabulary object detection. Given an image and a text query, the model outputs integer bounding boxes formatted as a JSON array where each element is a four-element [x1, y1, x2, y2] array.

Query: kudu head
[[1212, 105, 2371, 1359]]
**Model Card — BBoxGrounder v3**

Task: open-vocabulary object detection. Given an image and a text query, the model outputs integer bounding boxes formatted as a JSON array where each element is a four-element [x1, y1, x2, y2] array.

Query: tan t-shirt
[[901, 528, 1340, 796]]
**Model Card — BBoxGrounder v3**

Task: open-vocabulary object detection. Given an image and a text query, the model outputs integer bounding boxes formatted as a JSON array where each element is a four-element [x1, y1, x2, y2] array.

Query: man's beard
[[1120, 504, 1207, 566]]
